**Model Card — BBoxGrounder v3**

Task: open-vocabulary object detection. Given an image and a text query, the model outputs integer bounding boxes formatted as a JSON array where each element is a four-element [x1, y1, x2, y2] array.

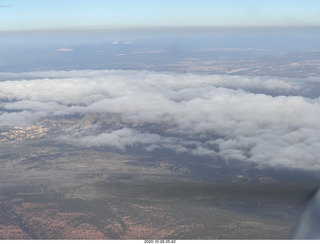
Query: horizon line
[[1, 25, 320, 34]]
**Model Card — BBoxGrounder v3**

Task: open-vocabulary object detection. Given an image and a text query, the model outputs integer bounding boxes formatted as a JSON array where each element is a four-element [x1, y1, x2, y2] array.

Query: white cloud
[[56, 48, 74, 52], [0, 70, 319, 170]]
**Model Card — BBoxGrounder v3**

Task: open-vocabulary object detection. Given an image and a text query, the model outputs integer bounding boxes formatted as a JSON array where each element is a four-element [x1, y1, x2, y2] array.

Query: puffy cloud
[[0, 70, 320, 170], [61, 128, 173, 151], [56, 48, 74, 52], [0, 70, 302, 92]]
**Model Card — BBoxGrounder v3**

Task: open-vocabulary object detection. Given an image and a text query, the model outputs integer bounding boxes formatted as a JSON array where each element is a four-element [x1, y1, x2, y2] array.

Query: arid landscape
[[0, 114, 318, 239]]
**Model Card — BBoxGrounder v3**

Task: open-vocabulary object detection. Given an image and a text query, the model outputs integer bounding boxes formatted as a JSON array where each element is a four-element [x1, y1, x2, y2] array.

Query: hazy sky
[[1, 0, 320, 31]]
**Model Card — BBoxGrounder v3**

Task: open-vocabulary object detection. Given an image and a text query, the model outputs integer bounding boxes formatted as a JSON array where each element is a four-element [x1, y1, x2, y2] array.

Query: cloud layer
[[1, 70, 320, 170]]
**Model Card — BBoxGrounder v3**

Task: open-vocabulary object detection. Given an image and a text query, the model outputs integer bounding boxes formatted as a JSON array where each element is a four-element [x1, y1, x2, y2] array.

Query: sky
[[1, 0, 320, 31]]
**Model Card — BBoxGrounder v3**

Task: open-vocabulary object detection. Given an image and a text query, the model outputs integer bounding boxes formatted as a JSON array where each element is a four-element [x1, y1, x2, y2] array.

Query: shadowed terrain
[[0, 115, 319, 239]]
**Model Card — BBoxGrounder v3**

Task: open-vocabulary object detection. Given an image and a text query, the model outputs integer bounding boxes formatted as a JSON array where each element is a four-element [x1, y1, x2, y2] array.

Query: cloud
[[0, 70, 320, 171], [0, 5, 12, 8], [56, 48, 74, 52]]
